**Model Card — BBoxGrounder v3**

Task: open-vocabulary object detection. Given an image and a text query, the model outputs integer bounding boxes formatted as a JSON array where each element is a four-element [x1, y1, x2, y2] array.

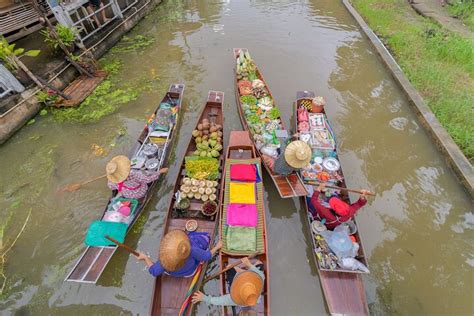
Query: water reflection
[[329, 34, 474, 315]]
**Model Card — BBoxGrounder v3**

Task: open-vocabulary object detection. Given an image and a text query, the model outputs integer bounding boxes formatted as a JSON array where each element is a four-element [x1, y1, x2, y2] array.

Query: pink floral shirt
[[108, 169, 161, 199]]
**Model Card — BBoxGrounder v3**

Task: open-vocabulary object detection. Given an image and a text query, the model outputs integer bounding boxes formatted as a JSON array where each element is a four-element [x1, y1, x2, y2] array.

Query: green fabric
[[85, 220, 127, 247], [226, 226, 256, 252]]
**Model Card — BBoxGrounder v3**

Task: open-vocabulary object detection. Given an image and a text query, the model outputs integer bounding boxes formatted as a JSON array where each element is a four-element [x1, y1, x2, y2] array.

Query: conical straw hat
[[230, 271, 263, 306], [106, 155, 131, 183], [159, 230, 191, 271], [284, 140, 312, 169]]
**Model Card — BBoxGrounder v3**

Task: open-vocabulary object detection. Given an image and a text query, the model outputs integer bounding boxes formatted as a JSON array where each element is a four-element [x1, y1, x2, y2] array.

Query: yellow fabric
[[229, 182, 256, 204]]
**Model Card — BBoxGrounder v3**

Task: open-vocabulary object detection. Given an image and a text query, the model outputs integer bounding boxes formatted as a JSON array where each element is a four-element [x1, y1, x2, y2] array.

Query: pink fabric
[[227, 203, 258, 227], [230, 164, 257, 182]]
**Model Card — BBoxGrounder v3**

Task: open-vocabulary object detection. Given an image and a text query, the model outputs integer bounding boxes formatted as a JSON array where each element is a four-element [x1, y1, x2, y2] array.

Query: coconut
[[194, 192, 202, 200], [209, 194, 217, 201], [187, 192, 194, 199], [212, 181, 218, 187], [198, 187, 205, 194], [191, 179, 199, 186], [182, 186, 191, 193], [205, 187, 213, 195], [191, 186, 199, 193], [201, 194, 209, 201], [206, 181, 214, 188], [211, 187, 217, 194], [183, 178, 192, 186], [199, 180, 206, 187]]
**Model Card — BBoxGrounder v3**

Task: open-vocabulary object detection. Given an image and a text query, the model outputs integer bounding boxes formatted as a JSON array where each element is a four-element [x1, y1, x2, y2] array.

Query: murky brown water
[[1, 0, 473, 315]]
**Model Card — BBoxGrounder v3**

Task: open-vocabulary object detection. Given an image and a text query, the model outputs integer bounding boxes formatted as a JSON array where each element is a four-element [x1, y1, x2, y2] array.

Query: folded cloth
[[85, 220, 127, 247], [227, 203, 258, 227], [230, 164, 257, 182], [229, 182, 256, 204], [227, 226, 257, 252]]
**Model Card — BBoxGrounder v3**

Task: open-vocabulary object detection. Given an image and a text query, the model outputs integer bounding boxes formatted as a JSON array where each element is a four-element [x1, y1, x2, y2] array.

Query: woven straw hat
[[159, 230, 191, 271], [230, 271, 263, 306], [106, 155, 131, 183], [284, 140, 312, 169]]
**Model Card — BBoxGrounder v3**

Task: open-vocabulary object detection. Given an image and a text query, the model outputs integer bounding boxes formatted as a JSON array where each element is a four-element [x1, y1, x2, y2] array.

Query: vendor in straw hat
[[268, 139, 312, 175], [135, 230, 222, 277], [106, 155, 168, 199], [192, 257, 265, 308]]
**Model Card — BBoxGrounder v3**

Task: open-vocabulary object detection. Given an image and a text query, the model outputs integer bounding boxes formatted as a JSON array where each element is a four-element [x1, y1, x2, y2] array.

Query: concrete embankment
[[342, 0, 473, 196]]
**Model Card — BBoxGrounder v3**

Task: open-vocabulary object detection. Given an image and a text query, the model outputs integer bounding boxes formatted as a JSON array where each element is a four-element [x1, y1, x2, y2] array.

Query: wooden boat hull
[[150, 91, 225, 316], [65, 83, 185, 284], [233, 48, 307, 199], [218, 130, 270, 316], [295, 90, 369, 315]]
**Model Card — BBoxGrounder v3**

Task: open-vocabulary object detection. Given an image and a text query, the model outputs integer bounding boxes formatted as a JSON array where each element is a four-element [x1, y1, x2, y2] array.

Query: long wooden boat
[[219, 130, 270, 315], [150, 91, 225, 316], [65, 83, 185, 284], [294, 90, 369, 315], [233, 48, 307, 199]]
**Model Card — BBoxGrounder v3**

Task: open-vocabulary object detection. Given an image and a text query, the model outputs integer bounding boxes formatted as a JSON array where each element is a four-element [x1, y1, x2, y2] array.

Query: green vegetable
[[185, 157, 220, 180], [267, 107, 280, 120], [240, 95, 257, 105]]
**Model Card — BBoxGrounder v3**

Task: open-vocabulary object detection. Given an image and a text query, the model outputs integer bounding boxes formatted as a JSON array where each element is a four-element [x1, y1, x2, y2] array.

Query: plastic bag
[[261, 145, 278, 158], [340, 258, 369, 273], [320, 229, 358, 259]]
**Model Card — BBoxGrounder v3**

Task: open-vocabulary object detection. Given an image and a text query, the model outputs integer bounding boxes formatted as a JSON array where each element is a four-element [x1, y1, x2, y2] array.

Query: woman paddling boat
[[212, 130, 270, 315], [65, 84, 184, 284], [294, 90, 370, 315], [148, 91, 225, 316]]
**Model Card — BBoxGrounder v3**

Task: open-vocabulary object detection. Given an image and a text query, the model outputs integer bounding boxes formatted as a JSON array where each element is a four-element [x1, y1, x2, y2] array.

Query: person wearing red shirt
[[309, 183, 370, 229]]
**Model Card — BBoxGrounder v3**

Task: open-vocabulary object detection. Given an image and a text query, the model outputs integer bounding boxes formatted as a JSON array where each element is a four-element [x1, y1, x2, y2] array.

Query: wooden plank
[[319, 271, 369, 315], [67, 247, 102, 281], [84, 247, 116, 282], [55, 73, 107, 108]]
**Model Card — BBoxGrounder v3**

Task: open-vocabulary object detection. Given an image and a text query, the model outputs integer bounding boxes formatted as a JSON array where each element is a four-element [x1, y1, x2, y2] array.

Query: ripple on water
[[389, 117, 409, 131]]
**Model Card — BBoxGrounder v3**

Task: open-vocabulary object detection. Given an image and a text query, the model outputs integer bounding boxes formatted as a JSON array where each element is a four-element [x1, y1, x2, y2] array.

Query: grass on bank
[[352, 0, 474, 162], [447, 0, 474, 31]]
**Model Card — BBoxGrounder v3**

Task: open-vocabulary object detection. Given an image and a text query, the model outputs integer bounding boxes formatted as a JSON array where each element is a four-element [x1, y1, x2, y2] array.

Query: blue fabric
[[255, 163, 262, 183], [149, 232, 211, 277]]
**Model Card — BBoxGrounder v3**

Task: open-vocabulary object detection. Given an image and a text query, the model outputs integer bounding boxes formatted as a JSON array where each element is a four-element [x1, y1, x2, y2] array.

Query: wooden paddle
[[306, 181, 375, 196], [58, 174, 107, 193], [105, 235, 139, 257], [203, 253, 259, 284]]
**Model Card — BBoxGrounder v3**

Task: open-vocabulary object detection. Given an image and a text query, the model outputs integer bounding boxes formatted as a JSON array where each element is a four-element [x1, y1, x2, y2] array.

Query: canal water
[[1, 0, 472, 315]]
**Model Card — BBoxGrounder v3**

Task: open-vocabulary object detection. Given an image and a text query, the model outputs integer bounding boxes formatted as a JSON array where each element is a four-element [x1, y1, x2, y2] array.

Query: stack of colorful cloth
[[226, 163, 260, 252]]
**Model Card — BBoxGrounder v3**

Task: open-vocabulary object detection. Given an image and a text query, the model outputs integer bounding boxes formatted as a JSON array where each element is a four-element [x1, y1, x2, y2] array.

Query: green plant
[[0, 36, 40, 72], [41, 24, 78, 50], [36, 90, 59, 105]]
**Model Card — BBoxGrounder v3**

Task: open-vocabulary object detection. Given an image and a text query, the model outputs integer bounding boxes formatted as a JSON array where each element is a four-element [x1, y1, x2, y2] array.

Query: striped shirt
[[107, 169, 161, 199]]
